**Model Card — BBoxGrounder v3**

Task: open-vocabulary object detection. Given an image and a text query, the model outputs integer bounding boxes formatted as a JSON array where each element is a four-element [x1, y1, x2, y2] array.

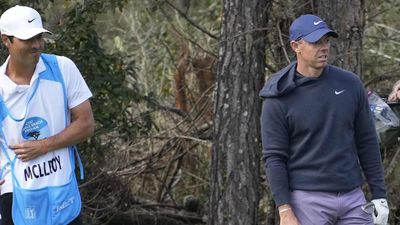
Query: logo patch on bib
[[21, 117, 49, 140], [24, 207, 36, 219], [54, 197, 75, 213]]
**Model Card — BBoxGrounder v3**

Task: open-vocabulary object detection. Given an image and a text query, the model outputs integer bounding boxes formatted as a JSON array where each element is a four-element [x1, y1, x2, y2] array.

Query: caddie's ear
[[1, 34, 10, 46]]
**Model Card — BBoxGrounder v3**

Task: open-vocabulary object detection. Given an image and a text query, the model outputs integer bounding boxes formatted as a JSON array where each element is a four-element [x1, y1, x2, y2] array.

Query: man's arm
[[354, 86, 386, 199], [12, 100, 95, 161], [261, 99, 301, 224], [46, 100, 95, 150], [261, 99, 291, 206]]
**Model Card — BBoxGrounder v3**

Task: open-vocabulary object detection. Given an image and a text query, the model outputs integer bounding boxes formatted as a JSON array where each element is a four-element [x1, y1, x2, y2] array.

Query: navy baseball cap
[[289, 14, 338, 43]]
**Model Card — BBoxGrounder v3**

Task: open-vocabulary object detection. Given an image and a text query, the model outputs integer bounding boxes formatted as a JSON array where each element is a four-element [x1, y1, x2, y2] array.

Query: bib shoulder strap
[[40, 53, 85, 180], [40, 54, 63, 83]]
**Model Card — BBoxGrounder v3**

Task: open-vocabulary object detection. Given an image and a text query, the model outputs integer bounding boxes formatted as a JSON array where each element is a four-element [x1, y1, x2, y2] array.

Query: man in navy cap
[[259, 14, 389, 224]]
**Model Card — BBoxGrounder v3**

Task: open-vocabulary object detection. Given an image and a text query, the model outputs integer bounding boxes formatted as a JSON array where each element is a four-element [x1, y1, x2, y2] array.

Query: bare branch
[[276, 23, 291, 64], [164, 0, 219, 40]]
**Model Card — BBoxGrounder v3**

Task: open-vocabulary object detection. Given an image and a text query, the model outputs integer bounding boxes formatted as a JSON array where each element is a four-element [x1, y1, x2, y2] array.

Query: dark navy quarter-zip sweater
[[259, 62, 386, 207]]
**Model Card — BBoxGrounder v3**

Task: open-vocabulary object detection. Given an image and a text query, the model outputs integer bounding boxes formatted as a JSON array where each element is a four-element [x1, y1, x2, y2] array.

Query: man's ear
[[1, 34, 9, 46], [290, 40, 300, 53]]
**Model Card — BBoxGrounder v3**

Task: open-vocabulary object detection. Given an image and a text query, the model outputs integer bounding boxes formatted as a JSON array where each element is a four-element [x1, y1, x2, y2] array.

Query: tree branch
[[164, 0, 219, 40]]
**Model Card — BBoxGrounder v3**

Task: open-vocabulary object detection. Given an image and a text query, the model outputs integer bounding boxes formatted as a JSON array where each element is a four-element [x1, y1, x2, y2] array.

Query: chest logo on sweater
[[21, 117, 50, 140], [335, 89, 345, 95]]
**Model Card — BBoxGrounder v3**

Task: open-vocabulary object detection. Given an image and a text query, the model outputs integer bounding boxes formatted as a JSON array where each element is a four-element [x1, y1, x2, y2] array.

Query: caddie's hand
[[371, 198, 389, 225], [0, 179, 4, 185], [279, 205, 301, 225], [10, 139, 49, 162]]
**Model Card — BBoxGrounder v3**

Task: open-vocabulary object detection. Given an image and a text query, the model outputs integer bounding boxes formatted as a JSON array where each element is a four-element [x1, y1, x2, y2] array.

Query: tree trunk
[[209, 0, 270, 225], [313, 0, 364, 77]]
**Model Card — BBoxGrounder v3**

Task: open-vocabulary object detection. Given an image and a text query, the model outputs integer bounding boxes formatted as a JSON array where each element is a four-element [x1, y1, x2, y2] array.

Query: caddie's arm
[[11, 100, 95, 162], [46, 99, 95, 150]]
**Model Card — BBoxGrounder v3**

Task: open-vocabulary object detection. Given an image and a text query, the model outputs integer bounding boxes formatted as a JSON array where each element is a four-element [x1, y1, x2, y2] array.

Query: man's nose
[[320, 42, 330, 51]]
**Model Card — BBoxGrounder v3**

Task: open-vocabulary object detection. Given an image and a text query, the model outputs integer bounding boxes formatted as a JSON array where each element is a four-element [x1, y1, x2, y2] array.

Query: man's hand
[[371, 199, 389, 225], [388, 80, 400, 102], [279, 204, 301, 225], [10, 139, 48, 162]]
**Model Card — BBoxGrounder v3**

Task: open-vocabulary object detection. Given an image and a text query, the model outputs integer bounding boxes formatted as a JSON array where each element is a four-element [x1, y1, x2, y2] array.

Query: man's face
[[293, 35, 331, 70], [5, 33, 44, 66]]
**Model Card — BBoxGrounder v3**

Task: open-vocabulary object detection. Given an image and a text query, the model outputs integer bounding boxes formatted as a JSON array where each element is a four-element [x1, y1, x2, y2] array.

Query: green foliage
[[44, 0, 154, 140]]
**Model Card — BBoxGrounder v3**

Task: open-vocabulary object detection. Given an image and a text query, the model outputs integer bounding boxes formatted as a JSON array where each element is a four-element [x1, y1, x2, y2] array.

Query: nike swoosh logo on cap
[[313, 21, 323, 25], [28, 18, 36, 23]]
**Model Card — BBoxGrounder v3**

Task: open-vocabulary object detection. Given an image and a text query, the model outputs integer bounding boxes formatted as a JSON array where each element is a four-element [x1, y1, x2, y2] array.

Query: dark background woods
[[0, 0, 399, 224]]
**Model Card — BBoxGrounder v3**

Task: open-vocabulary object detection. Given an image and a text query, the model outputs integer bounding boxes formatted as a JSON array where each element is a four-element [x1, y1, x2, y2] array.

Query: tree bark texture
[[209, 0, 270, 225], [313, 0, 364, 77]]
